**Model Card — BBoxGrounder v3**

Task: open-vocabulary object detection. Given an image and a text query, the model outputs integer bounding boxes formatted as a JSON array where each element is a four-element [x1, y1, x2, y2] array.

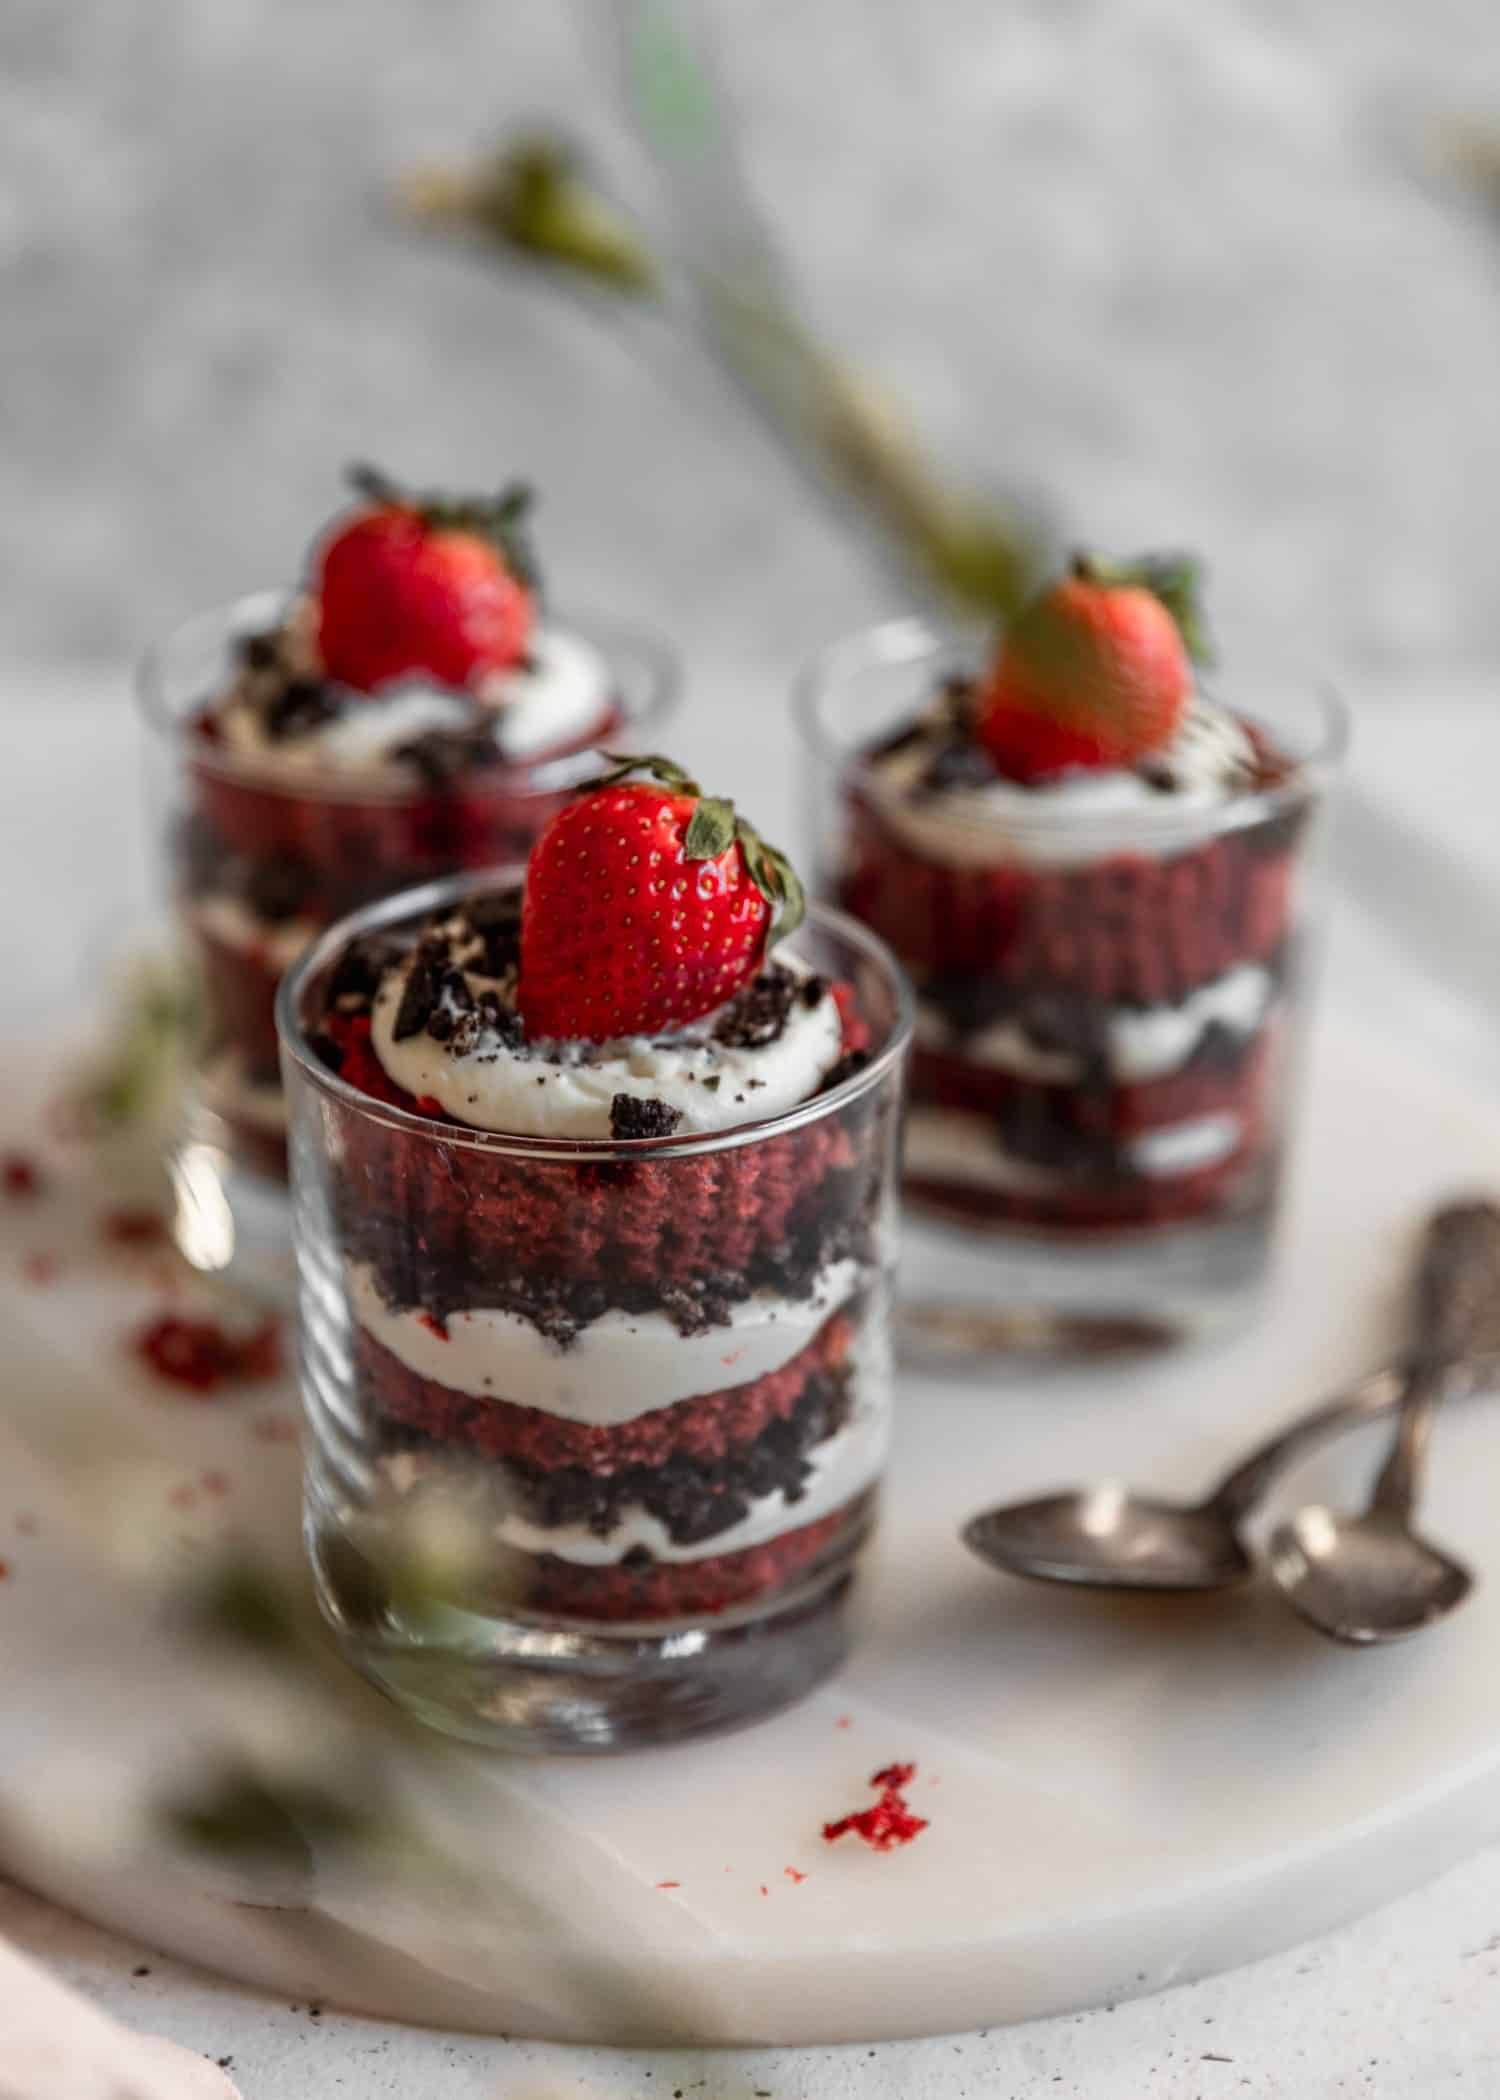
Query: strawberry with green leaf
[[977, 552, 1213, 782], [315, 464, 539, 696], [518, 756, 804, 1040]]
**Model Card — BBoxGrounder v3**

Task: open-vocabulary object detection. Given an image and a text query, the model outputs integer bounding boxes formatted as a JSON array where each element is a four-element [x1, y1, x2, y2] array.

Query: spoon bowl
[[963, 1489, 1253, 1593], [1268, 1508, 1474, 1646]]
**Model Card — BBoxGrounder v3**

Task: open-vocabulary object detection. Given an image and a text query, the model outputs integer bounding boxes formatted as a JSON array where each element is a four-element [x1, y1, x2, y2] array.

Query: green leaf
[[683, 796, 736, 859], [1071, 549, 1216, 668], [587, 751, 701, 794], [735, 821, 806, 945], [342, 466, 543, 595]]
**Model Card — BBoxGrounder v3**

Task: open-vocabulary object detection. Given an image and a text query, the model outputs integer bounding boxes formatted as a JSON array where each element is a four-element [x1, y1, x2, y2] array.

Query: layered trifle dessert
[[280, 759, 907, 1748], [142, 468, 673, 1184], [804, 555, 1340, 1257]]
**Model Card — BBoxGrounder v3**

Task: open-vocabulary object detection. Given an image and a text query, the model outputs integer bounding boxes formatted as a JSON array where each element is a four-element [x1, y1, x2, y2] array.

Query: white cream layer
[[905, 1105, 1243, 1193], [348, 1256, 860, 1422], [865, 697, 1259, 869], [914, 962, 1274, 1086], [491, 1401, 888, 1565], [191, 894, 321, 971], [370, 957, 844, 1138], [218, 627, 612, 781]]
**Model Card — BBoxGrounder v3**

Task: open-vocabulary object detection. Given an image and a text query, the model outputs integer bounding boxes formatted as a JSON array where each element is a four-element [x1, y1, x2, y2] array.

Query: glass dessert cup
[[138, 594, 676, 1302], [796, 618, 1347, 1355], [277, 876, 910, 1753]]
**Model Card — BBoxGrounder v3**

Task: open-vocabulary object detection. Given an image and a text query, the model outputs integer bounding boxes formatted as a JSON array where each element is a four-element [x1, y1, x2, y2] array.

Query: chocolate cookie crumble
[[610, 1095, 683, 1141]]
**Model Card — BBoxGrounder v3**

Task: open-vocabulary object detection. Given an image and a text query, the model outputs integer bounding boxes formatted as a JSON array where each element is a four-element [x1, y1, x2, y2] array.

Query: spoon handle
[[1207, 1368, 1405, 1524], [1368, 1201, 1500, 1521], [1208, 1202, 1500, 1525]]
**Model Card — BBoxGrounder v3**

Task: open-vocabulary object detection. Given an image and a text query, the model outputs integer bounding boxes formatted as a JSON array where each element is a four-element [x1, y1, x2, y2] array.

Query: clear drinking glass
[[795, 618, 1347, 1352], [137, 595, 675, 1299], [277, 874, 910, 1752]]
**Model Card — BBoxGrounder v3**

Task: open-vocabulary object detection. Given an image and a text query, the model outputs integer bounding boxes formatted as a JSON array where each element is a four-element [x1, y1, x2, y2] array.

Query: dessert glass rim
[[792, 614, 1350, 840], [135, 588, 681, 806], [276, 868, 914, 1164]]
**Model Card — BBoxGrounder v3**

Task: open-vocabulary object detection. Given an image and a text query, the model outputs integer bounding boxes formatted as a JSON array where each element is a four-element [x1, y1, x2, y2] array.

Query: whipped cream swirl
[[215, 608, 613, 781], [367, 916, 846, 1139], [864, 691, 1267, 869]]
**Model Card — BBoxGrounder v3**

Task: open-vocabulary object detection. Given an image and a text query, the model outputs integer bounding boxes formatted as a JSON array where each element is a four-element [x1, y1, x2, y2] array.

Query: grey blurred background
[[5, 0, 1500, 689]]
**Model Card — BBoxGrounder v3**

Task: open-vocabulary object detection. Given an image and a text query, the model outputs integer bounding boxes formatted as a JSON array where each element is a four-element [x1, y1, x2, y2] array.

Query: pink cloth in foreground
[[0, 1933, 239, 2100]]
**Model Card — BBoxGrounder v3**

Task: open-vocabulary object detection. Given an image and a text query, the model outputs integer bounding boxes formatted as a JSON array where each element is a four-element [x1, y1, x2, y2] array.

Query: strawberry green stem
[[1070, 549, 1215, 667], [587, 753, 806, 944]]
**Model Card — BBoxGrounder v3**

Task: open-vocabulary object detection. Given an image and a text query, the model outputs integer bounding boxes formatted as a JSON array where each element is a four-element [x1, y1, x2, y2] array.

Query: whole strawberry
[[315, 465, 538, 695], [518, 757, 805, 1041], [977, 552, 1212, 782]]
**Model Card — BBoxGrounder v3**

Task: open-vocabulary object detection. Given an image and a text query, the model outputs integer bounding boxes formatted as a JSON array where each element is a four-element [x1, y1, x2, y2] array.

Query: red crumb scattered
[[829, 980, 871, 1055], [417, 1312, 449, 1340], [201, 1470, 231, 1498], [3, 1154, 42, 1199], [233, 1321, 283, 1382], [15, 1514, 38, 1537], [321, 1013, 411, 1107], [133, 1313, 282, 1395], [21, 1253, 60, 1286], [784, 1867, 807, 1885], [822, 1763, 930, 1854], [250, 1414, 298, 1444], [835, 1714, 852, 1730], [655, 1880, 681, 1891], [759, 1885, 769, 1897], [167, 1482, 198, 1511], [0, 1559, 10, 1580], [102, 1208, 169, 1247]]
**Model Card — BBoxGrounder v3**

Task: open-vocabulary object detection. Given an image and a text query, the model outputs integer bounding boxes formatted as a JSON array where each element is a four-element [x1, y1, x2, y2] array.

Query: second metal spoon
[[963, 1204, 1500, 1596], [1268, 1201, 1500, 1645]]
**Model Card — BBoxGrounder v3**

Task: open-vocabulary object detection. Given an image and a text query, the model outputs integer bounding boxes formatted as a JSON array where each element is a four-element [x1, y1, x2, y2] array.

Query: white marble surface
[[8, 1011, 1500, 2050], [1, 670, 1500, 2089]]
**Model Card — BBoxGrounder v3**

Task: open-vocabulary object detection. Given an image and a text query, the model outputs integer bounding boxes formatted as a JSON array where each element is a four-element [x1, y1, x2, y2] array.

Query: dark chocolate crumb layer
[[385, 1363, 853, 1549]]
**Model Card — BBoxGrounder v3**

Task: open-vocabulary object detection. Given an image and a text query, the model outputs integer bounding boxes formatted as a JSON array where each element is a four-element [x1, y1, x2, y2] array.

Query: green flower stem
[[393, 134, 1042, 622]]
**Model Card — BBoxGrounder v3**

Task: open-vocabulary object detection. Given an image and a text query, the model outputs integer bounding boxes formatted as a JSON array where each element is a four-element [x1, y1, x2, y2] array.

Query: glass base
[[896, 1199, 1275, 1367], [167, 1102, 296, 1310], [306, 1511, 856, 1755]]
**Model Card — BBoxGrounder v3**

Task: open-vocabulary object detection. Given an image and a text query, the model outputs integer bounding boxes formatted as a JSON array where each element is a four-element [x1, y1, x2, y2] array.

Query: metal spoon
[[962, 1203, 1500, 1596], [1268, 1201, 1500, 1645]]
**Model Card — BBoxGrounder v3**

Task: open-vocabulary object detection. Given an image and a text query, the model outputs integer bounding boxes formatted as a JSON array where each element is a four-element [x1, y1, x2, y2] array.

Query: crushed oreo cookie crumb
[[424, 967, 477, 1043], [920, 735, 998, 794], [447, 987, 524, 1056], [264, 677, 342, 742], [392, 943, 445, 1041], [238, 632, 278, 672], [610, 1095, 683, 1141], [822, 1048, 872, 1092], [327, 932, 405, 1011], [463, 889, 524, 977], [714, 968, 798, 1049], [392, 721, 500, 787], [800, 973, 829, 1009]]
